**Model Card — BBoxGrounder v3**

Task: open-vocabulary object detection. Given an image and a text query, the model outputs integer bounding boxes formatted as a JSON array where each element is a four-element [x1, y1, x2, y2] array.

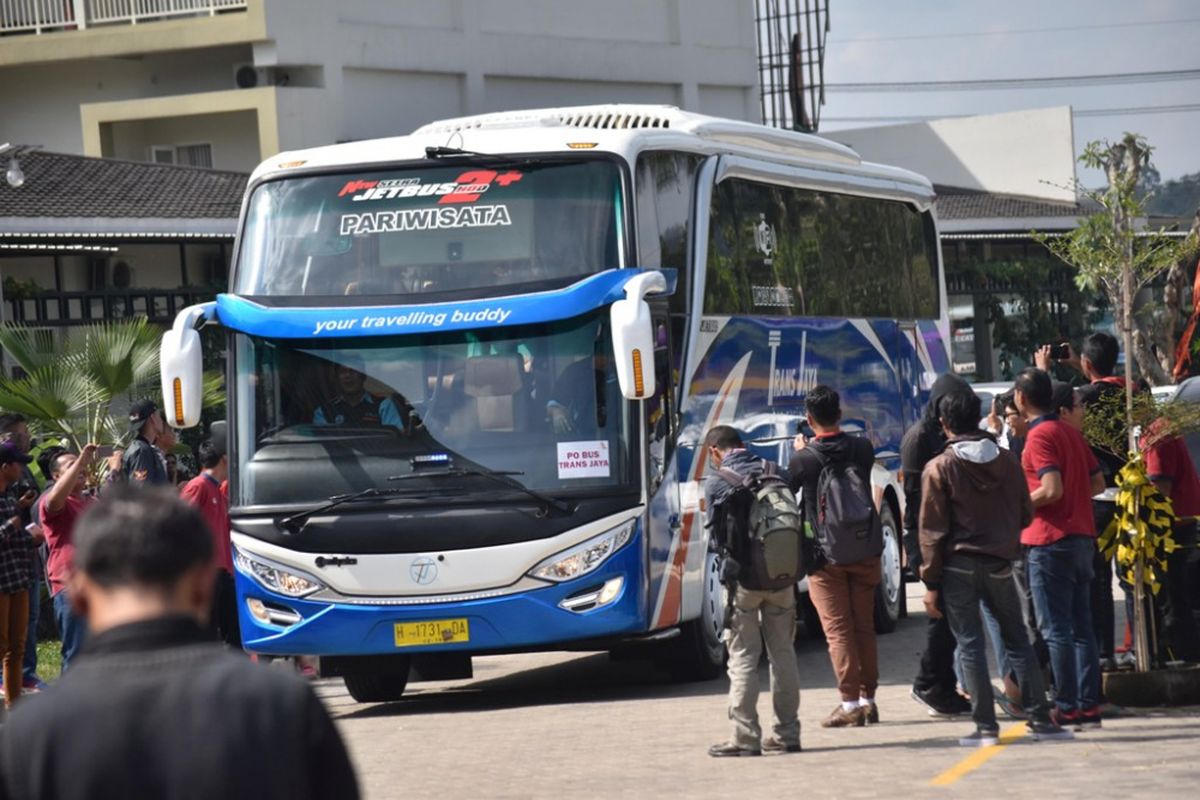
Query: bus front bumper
[[234, 536, 646, 656]]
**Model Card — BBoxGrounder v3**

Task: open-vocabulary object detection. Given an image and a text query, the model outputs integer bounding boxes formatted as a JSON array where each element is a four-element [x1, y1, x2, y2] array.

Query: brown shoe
[[821, 704, 866, 728], [862, 703, 880, 724]]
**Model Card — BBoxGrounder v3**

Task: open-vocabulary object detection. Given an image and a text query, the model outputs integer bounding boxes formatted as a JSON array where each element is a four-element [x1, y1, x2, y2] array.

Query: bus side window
[[647, 306, 675, 490]]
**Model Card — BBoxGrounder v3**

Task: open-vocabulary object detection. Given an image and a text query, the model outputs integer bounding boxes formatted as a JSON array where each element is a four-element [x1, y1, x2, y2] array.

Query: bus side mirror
[[160, 305, 209, 428], [611, 271, 667, 400]]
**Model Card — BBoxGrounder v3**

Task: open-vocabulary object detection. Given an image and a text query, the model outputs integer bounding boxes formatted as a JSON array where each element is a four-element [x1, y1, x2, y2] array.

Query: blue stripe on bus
[[214, 268, 675, 340]]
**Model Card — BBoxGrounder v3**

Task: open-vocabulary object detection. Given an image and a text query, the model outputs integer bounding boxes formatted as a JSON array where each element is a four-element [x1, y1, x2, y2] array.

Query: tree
[[1036, 134, 1199, 391], [0, 318, 224, 456]]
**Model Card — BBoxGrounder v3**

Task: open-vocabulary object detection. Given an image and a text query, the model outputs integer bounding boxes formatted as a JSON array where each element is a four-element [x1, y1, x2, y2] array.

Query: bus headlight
[[235, 551, 325, 598], [528, 520, 635, 582]]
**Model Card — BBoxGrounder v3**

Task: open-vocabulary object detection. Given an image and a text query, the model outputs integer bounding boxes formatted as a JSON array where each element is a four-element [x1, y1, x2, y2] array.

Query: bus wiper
[[425, 145, 490, 159], [277, 487, 432, 533], [389, 468, 575, 517]]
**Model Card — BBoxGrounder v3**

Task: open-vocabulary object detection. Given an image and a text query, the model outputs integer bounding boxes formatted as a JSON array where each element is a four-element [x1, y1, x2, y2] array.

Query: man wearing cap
[[180, 438, 238, 647], [0, 441, 41, 710], [123, 399, 170, 486]]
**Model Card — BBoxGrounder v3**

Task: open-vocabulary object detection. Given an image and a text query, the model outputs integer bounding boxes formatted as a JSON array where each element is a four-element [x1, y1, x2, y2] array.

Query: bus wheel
[[874, 502, 902, 634], [665, 552, 727, 681], [344, 668, 411, 703]]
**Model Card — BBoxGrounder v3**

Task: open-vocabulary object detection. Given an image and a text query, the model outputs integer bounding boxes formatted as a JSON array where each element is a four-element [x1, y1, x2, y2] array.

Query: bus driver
[[313, 359, 406, 431]]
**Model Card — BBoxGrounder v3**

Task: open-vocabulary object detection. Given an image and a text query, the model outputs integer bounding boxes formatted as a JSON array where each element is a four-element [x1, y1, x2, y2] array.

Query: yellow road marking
[[930, 723, 1028, 787]]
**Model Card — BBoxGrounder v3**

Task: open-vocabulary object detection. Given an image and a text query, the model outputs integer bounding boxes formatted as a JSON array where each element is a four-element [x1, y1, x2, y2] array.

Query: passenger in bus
[[312, 360, 406, 431]]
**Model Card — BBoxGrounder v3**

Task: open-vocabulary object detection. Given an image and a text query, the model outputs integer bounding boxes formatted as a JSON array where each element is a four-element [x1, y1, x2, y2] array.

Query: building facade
[[1, 0, 760, 173]]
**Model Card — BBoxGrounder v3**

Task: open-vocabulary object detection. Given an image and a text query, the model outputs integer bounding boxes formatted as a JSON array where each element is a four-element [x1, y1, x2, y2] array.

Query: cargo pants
[[725, 585, 801, 749]]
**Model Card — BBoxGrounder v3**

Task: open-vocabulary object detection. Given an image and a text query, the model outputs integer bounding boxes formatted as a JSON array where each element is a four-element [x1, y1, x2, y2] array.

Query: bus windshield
[[231, 311, 635, 508], [233, 159, 625, 299]]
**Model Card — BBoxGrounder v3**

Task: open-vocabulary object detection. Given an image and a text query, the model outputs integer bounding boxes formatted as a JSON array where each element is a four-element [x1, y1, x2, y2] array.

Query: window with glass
[[703, 178, 940, 319], [231, 312, 635, 507], [234, 159, 625, 301]]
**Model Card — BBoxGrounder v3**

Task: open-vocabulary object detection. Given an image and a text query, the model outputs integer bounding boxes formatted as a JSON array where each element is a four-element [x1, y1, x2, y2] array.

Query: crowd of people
[[0, 399, 237, 706], [704, 332, 1200, 755]]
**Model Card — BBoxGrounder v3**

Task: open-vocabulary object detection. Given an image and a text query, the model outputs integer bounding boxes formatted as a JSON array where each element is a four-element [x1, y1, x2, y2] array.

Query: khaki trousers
[[808, 557, 881, 702], [0, 589, 29, 708], [725, 585, 801, 748]]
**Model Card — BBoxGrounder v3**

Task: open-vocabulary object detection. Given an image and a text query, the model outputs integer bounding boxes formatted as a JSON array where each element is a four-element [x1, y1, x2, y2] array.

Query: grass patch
[[35, 639, 62, 682]]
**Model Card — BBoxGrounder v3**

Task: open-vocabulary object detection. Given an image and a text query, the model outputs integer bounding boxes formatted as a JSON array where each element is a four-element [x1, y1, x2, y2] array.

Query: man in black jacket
[[0, 487, 359, 800], [902, 373, 972, 718]]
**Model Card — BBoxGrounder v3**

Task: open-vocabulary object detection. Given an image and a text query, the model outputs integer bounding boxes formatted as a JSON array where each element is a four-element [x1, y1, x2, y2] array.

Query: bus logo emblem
[[410, 557, 438, 585]]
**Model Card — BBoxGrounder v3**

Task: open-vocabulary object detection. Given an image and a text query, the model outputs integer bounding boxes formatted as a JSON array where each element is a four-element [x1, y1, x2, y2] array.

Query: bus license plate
[[393, 619, 470, 647]]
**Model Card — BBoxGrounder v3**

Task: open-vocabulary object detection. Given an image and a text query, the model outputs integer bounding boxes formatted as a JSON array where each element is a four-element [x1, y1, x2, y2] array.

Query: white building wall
[[829, 107, 1078, 203], [1, 0, 758, 168], [0, 45, 253, 157]]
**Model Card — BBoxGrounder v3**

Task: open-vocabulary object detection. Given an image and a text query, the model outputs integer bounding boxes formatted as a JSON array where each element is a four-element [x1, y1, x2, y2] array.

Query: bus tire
[[874, 502, 902, 634], [665, 552, 727, 681], [343, 670, 411, 703]]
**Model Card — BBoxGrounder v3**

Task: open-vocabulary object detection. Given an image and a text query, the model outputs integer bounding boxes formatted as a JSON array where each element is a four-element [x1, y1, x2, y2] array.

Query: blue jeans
[[22, 572, 40, 681], [943, 554, 1052, 731], [52, 590, 86, 671], [1028, 535, 1101, 712]]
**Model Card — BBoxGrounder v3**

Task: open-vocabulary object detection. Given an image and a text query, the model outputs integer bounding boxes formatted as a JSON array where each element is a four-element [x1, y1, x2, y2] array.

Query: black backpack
[[806, 448, 882, 566], [715, 463, 805, 591]]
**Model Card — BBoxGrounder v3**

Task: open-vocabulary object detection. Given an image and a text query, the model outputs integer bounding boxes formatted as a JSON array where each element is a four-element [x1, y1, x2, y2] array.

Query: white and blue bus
[[161, 105, 949, 700]]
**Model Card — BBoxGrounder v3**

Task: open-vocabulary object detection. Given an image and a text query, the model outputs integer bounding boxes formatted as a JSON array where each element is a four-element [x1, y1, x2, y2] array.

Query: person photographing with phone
[[37, 444, 101, 672]]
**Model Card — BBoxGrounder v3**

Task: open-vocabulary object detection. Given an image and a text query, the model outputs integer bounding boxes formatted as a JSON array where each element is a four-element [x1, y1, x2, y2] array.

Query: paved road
[[320, 585, 1200, 799]]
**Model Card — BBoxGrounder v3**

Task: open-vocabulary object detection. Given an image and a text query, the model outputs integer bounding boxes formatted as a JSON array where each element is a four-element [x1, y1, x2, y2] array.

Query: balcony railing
[[0, 0, 246, 35], [4, 287, 216, 327]]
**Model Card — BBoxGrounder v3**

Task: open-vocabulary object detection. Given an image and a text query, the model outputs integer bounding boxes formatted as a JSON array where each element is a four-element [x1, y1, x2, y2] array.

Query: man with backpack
[[788, 385, 882, 728], [703, 425, 802, 758]]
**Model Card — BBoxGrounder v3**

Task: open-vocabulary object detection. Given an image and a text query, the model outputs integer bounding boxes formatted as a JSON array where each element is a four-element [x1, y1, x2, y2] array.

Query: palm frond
[[77, 319, 161, 399], [0, 325, 59, 373]]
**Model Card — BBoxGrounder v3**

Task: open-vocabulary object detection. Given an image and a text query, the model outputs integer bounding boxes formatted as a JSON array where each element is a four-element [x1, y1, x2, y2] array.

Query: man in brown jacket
[[919, 391, 1070, 746]]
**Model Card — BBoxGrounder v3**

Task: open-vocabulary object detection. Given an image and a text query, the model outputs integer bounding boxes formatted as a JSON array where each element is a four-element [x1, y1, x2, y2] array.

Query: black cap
[[209, 420, 228, 458], [0, 440, 33, 465], [128, 398, 158, 433]]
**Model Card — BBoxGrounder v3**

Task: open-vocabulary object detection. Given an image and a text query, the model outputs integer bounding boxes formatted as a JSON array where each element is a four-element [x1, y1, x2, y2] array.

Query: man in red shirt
[[180, 439, 238, 648], [1015, 368, 1106, 729], [37, 444, 99, 671], [1144, 430, 1200, 662]]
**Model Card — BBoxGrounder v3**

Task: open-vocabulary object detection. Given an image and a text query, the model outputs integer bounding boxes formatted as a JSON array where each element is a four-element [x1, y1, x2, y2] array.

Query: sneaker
[[761, 737, 802, 754], [21, 677, 47, 693], [821, 704, 866, 728], [1050, 707, 1082, 730], [708, 741, 761, 758], [1078, 706, 1103, 728], [958, 728, 1000, 747], [862, 703, 880, 725], [1027, 718, 1074, 741], [911, 686, 971, 718], [1098, 701, 1128, 719], [1099, 657, 1118, 673], [994, 692, 1028, 721]]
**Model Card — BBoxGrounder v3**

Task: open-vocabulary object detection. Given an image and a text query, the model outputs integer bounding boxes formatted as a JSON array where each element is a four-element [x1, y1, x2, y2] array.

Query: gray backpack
[[810, 450, 882, 565], [716, 463, 804, 591]]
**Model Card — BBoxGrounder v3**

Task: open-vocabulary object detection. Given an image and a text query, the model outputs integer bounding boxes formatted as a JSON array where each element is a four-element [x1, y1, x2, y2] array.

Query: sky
[[813, 0, 1200, 185]]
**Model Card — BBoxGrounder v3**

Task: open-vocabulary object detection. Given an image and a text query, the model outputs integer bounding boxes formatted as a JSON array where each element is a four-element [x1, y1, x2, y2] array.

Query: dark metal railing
[[4, 288, 216, 326]]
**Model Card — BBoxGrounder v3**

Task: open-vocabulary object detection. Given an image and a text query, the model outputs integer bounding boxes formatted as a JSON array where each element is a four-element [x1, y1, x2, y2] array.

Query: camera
[[1048, 342, 1070, 360]]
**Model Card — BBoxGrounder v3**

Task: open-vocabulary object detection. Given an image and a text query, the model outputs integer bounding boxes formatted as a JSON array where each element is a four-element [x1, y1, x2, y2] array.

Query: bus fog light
[[247, 597, 270, 623], [597, 576, 624, 606], [529, 521, 635, 582]]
